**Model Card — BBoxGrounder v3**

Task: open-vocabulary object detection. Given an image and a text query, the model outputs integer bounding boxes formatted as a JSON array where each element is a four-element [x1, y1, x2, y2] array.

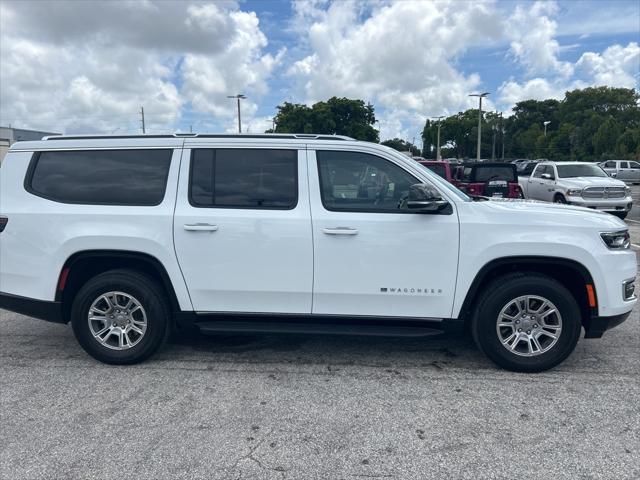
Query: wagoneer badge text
[[380, 287, 443, 295]]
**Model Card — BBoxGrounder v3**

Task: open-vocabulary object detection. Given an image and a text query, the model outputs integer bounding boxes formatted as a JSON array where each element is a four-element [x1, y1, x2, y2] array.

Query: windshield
[[556, 164, 607, 178], [465, 166, 516, 182], [423, 163, 447, 179]]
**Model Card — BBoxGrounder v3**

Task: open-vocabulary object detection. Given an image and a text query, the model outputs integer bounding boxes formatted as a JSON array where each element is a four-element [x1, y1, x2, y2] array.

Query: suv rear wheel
[[70, 269, 171, 364], [471, 273, 581, 372]]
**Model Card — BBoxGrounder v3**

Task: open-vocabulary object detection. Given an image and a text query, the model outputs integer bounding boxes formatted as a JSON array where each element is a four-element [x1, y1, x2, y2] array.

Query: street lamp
[[469, 92, 490, 161], [375, 120, 382, 141], [432, 116, 445, 160], [227, 94, 246, 133], [543, 120, 551, 137]]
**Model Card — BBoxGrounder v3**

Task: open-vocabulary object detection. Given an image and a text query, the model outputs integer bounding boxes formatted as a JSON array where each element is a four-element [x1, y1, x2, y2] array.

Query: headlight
[[566, 189, 582, 196], [625, 187, 631, 196], [600, 230, 630, 250]]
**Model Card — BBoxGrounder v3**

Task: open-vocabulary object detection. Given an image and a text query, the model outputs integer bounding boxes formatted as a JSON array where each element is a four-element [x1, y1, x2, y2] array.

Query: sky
[[0, 0, 638, 142]]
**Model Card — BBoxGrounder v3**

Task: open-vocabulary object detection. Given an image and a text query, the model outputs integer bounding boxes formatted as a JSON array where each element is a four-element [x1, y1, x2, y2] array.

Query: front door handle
[[184, 223, 219, 232], [322, 227, 358, 235]]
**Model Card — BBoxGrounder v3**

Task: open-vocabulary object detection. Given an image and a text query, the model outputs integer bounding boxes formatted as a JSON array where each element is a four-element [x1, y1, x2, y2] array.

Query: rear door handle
[[322, 227, 358, 235], [184, 223, 219, 232]]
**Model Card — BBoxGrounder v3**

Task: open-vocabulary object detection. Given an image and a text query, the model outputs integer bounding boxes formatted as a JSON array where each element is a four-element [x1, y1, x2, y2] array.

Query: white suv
[[0, 134, 636, 372]]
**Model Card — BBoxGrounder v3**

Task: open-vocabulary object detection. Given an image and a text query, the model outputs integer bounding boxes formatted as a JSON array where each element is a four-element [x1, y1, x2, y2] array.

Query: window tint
[[630, 162, 640, 168], [473, 166, 516, 182], [620, 161, 630, 169], [317, 150, 419, 212], [190, 149, 297, 209], [28, 149, 172, 205], [604, 161, 616, 168]]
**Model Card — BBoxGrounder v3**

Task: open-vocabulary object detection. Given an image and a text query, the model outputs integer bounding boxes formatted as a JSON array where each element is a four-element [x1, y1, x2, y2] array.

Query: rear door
[[307, 148, 459, 318], [173, 145, 313, 313]]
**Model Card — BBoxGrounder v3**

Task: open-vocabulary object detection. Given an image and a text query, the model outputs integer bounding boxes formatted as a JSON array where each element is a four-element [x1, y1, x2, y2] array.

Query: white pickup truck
[[519, 161, 632, 219]]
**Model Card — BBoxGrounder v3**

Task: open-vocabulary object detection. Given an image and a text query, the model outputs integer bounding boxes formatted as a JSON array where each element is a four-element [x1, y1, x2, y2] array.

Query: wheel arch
[[458, 256, 596, 327], [56, 250, 182, 323]]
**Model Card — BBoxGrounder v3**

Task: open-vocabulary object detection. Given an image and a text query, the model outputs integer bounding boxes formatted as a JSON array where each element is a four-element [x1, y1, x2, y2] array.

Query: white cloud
[[287, 0, 502, 140], [575, 42, 640, 89], [0, 0, 279, 133], [506, 1, 573, 77]]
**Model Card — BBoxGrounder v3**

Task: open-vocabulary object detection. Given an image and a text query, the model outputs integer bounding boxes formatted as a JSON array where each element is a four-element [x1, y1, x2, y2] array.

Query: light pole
[[227, 94, 246, 133], [543, 120, 550, 137], [432, 116, 445, 160], [375, 120, 382, 141], [469, 92, 490, 161]]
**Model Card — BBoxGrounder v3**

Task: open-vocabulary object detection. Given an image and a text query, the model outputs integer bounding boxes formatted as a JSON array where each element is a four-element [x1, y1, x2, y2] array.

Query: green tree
[[271, 97, 379, 141], [381, 138, 420, 156], [593, 117, 623, 158]]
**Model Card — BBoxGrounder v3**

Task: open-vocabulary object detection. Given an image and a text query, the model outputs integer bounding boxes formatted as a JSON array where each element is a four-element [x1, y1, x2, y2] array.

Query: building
[[0, 126, 61, 162]]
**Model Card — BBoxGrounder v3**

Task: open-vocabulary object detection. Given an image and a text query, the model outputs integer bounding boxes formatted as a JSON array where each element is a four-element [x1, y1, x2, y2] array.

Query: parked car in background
[[519, 162, 632, 219], [599, 160, 640, 185], [516, 160, 539, 177], [455, 162, 523, 198], [417, 160, 455, 183], [512, 158, 530, 165]]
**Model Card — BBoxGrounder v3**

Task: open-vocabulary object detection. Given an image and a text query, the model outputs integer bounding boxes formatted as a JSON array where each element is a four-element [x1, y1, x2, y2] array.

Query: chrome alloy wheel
[[496, 295, 562, 357], [87, 291, 147, 350]]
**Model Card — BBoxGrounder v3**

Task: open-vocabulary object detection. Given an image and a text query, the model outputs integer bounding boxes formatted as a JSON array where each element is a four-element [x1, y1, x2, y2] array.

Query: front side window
[[28, 149, 172, 205], [317, 150, 419, 212], [532, 165, 546, 178], [190, 149, 297, 209]]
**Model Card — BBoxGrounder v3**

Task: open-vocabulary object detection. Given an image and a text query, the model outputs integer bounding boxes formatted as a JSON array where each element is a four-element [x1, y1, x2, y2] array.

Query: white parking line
[[632, 244, 640, 250], [626, 219, 640, 225]]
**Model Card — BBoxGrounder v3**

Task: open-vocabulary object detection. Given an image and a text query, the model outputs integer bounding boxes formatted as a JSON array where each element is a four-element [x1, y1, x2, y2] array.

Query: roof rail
[[42, 133, 355, 141]]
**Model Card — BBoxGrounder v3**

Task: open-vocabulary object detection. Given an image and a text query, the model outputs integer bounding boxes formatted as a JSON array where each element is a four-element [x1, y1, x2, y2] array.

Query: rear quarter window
[[26, 149, 172, 206]]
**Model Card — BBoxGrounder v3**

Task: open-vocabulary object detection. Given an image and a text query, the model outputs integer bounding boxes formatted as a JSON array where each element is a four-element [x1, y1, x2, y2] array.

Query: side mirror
[[611, 172, 618, 178], [406, 184, 449, 213], [541, 173, 553, 180]]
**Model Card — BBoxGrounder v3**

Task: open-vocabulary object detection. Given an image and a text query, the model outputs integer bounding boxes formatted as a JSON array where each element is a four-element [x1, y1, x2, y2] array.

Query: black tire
[[71, 269, 171, 365], [553, 194, 567, 204], [612, 212, 628, 220], [471, 272, 581, 373]]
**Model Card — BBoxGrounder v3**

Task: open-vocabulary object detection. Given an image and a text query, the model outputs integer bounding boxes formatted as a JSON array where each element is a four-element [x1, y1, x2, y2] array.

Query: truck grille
[[581, 187, 626, 199]]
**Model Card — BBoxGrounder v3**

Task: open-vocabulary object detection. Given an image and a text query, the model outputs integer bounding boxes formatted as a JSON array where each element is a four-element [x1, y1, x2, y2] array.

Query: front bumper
[[583, 310, 632, 338], [566, 195, 632, 212], [0, 291, 65, 323]]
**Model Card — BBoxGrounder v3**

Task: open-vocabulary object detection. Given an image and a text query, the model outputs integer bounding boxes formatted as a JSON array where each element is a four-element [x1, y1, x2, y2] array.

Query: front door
[[307, 149, 459, 319], [173, 147, 313, 313]]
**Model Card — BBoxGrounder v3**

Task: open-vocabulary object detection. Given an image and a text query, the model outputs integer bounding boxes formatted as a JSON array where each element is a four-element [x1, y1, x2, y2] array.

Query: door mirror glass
[[406, 184, 449, 213]]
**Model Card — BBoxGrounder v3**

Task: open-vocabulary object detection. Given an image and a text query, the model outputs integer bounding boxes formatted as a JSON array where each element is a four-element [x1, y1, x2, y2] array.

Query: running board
[[195, 320, 444, 337]]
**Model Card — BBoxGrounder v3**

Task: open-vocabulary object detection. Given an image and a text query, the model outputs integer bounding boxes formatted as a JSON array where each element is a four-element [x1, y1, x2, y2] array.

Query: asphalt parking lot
[[2, 202, 640, 480]]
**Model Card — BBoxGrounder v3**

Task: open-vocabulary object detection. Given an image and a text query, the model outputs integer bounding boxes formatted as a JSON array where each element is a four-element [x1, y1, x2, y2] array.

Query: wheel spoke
[[509, 333, 521, 351], [102, 294, 115, 310], [129, 325, 144, 335], [93, 324, 111, 338], [531, 336, 542, 352]]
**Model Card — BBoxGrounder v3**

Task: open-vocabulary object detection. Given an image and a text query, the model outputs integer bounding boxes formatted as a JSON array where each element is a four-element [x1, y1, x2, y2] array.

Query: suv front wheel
[[71, 269, 171, 364], [471, 273, 581, 372]]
